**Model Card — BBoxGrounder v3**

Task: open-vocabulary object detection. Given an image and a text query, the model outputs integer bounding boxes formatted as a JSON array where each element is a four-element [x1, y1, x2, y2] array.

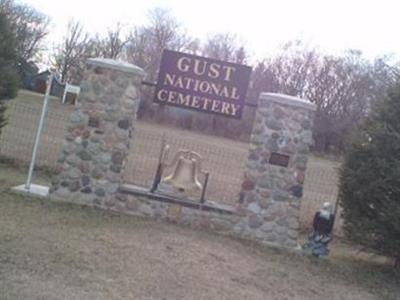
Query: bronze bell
[[161, 150, 204, 192]]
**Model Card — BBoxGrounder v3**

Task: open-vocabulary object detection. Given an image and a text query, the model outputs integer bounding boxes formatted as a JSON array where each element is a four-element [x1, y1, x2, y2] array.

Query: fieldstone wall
[[236, 93, 316, 247], [51, 58, 146, 206], [115, 186, 243, 234]]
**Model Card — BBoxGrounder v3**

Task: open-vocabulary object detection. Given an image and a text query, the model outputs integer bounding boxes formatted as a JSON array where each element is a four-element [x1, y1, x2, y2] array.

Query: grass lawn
[[0, 164, 399, 299]]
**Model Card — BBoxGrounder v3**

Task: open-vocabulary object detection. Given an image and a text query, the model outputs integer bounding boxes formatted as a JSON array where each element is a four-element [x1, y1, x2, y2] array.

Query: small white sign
[[62, 83, 81, 105]]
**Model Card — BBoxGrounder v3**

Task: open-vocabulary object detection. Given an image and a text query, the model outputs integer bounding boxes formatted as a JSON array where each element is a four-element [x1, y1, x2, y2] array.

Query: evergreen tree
[[0, 10, 18, 136], [339, 85, 400, 266]]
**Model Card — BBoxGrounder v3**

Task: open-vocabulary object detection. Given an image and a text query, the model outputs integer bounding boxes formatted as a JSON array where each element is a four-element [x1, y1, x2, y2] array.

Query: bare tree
[[123, 27, 151, 69], [202, 33, 249, 64], [0, 0, 49, 63], [186, 38, 201, 55], [93, 23, 128, 59], [52, 20, 92, 83], [125, 8, 190, 78]]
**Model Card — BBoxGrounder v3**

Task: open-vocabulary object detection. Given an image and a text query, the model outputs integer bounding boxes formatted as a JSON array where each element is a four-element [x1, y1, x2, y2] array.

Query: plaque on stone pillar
[[268, 152, 290, 167]]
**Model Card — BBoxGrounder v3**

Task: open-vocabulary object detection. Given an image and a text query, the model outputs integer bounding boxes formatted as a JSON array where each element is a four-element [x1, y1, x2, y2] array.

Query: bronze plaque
[[269, 152, 290, 167]]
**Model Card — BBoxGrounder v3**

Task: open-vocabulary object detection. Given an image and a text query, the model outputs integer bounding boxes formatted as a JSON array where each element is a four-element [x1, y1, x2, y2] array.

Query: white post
[[25, 73, 53, 190], [61, 83, 68, 104]]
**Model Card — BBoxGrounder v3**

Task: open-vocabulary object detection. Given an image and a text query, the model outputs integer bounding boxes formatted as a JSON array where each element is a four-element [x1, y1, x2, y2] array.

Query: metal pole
[[332, 195, 340, 230], [151, 133, 166, 192], [25, 73, 53, 190], [200, 173, 209, 204]]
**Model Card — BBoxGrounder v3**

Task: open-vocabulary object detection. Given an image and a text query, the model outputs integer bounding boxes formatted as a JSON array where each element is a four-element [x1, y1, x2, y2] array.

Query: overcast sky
[[23, 0, 400, 62]]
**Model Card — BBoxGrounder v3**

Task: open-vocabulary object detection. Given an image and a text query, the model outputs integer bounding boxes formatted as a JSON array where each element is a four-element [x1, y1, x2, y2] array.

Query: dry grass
[[0, 165, 400, 300], [0, 165, 399, 300], [0, 89, 342, 233]]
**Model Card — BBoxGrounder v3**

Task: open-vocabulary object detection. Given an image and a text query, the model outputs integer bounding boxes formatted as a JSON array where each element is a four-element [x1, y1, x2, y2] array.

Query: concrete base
[[12, 184, 50, 197]]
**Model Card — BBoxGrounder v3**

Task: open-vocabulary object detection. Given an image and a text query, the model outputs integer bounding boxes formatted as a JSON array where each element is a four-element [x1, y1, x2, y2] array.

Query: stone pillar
[[238, 93, 316, 247], [51, 58, 146, 207]]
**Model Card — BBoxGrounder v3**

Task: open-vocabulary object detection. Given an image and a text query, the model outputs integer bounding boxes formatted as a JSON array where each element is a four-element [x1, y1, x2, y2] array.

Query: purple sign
[[154, 49, 252, 119]]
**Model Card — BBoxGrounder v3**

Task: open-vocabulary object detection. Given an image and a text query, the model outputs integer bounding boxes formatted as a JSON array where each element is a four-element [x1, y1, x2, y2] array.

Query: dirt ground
[[0, 164, 399, 300]]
